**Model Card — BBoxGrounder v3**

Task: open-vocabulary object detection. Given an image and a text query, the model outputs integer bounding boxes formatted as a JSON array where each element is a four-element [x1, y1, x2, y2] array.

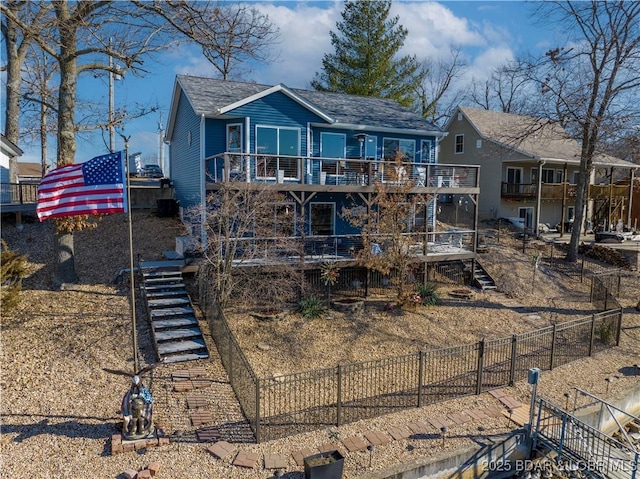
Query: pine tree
[[311, 0, 423, 107]]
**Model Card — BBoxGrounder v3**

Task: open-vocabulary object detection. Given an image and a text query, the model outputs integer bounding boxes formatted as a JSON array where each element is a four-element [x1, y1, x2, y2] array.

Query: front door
[[519, 207, 534, 230]]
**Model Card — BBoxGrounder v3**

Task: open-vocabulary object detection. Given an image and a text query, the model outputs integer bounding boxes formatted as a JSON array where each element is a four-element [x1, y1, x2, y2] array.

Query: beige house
[[440, 106, 637, 235]]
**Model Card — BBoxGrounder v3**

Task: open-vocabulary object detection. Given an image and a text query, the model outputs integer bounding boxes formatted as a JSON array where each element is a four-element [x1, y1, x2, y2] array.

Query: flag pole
[[123, 139, 139, 373]]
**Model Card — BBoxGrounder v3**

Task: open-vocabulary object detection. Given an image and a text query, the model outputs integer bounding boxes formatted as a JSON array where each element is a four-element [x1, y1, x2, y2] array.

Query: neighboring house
[[165, 76, 481, 275], [17, 162, 43, 183], [0, 135, 24, 204], [440, 106, 637, 235]]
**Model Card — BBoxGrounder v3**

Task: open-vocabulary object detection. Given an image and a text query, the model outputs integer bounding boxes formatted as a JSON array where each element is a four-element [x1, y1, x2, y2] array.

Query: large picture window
[[256, 126, 300, 179], [383, 138, 415, 161]]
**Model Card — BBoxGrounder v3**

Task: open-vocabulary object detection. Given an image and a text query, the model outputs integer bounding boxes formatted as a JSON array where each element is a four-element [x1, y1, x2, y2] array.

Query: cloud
[[253, 2, 341, 88], [393, 1, 487, 60], [466, 46, 515, 81]]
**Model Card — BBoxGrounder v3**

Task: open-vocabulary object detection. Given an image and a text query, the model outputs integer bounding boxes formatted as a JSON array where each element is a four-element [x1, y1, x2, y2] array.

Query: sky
[[14, 1, 560, 168]]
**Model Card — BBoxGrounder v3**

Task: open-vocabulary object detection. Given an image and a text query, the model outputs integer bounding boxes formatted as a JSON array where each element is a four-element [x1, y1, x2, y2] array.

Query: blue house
[[165, 75, 480, 281]]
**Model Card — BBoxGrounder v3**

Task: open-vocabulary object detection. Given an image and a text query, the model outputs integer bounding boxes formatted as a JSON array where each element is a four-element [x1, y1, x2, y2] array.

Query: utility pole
[[109, 38, 115, 153]]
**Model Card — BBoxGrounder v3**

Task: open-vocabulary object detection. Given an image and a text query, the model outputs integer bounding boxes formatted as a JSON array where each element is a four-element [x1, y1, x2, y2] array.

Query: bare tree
[[134, 1, 279, 81], [1, 1, 279, 285], [1, 1, 51, 181], [415, 47, 467, 125], [341, 153, 434, 307], [530, 1, 640, 262], [21, 47, 58, 176], [468, 59, 536, 114], [190, 181, 305, 312]]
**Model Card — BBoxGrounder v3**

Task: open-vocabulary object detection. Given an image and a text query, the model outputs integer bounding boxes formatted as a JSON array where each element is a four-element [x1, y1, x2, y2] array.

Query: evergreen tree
[[311, 0, 423, 107]]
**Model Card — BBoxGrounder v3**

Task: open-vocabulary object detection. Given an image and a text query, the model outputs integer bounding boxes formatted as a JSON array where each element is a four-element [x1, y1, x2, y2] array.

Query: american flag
[[37, 151, 127, 221]]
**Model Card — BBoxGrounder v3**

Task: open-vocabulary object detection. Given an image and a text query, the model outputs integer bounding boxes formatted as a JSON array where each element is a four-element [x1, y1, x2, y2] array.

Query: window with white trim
[[454, 134, 464, 154], [255, 125, 300, 179]]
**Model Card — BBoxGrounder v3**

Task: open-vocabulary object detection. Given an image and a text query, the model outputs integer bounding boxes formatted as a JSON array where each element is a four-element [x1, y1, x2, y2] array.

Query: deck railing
[[205, 153, 479, 189], [0, 182, 39, 205], [501, 182, 630, 200]]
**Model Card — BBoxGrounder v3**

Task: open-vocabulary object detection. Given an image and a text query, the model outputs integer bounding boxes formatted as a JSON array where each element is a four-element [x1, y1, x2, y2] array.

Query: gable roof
[[450, 106, 636, 169], [17, 162, 42, 178], [453, 106, 581, 163], [166, 75, 443, 140], [0, 134, 23, 157]]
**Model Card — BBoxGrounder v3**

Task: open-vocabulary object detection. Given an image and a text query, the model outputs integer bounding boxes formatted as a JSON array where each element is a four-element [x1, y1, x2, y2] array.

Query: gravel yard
[[2, 213, 638, 479]]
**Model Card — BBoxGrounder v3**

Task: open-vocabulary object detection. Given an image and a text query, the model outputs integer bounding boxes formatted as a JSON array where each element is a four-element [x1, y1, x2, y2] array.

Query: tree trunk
[[566, 168, 589, 262], [53, 3, 80, 284], [54, 232, 79, 286], [3, 4, 25, 184]]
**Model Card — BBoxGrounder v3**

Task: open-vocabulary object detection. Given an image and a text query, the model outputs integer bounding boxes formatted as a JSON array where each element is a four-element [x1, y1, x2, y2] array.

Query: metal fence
[[533, 397, 639, 479], [200, 271, 623, 442]]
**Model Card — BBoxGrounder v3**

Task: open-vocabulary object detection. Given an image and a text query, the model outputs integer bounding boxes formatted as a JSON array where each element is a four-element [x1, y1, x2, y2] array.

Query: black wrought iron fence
[[198, 271, 623, 443]]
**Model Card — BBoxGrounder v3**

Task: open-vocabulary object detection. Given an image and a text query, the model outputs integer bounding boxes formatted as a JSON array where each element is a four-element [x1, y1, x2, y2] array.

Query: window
[[572, 171, 579, 185], [506, 167, 522, 183], [566, 206, 575, 222], [555, 170, 564, 183], [383, 138, 415, 161], [541, 169, 555, 183], [320, 132, 345, 158], [255, 126, 300, 179], [226, 124, 243, 172], [320, 132, 346, 175], [365, 135, 377, 160], [420, 140, 434, 163], [476, 139, 482, 149], [226, 124, 242, 152], [454, 134, 464, 154], [310, 203, 334, 236]]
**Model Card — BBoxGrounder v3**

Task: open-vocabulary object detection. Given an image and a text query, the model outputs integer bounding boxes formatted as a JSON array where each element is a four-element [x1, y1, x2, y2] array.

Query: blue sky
[[16, 1, 557, 167]]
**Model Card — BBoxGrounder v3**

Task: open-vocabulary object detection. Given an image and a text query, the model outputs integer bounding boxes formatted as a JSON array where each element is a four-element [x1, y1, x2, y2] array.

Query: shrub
[[416, 283, 440, 306], [1, 240, 28, 313], [298, 295, 328, 319]]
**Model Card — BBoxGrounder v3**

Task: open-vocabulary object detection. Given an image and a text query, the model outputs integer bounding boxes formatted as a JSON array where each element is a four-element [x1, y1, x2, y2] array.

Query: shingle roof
[[17, 162, 42, 178], [457, 106, 636, 169], [458, 106, 582, 163], [176, 75, 442, 133]]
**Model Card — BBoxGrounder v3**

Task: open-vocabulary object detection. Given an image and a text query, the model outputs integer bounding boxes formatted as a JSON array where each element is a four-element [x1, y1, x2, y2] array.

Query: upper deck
[[205, 153, 480, 195]]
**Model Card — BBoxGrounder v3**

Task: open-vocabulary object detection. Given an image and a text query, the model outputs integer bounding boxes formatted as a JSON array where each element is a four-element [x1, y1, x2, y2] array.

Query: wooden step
[[158, 338, 207, 355], [162, 351, 210, 363], [143, 276, 184, 285], [154, 327, 203, 342], [143, 283, 186, 291], [150, 306, 195, 319], [153, 316, 199, 329], [147, 297, 191, 308], [143, 269, 183, 277], [145, 290, 188, 299]]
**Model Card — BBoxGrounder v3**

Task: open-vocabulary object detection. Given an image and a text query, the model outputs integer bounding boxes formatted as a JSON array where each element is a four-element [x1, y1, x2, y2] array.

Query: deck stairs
[[139, 261, 209, 364], [473, 261, 498, 291]]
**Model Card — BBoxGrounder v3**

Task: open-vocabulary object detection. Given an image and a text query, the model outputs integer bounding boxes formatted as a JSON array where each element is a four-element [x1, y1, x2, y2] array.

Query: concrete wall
[[355, 431, 527, 479], [574, 382, 640, 435]]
